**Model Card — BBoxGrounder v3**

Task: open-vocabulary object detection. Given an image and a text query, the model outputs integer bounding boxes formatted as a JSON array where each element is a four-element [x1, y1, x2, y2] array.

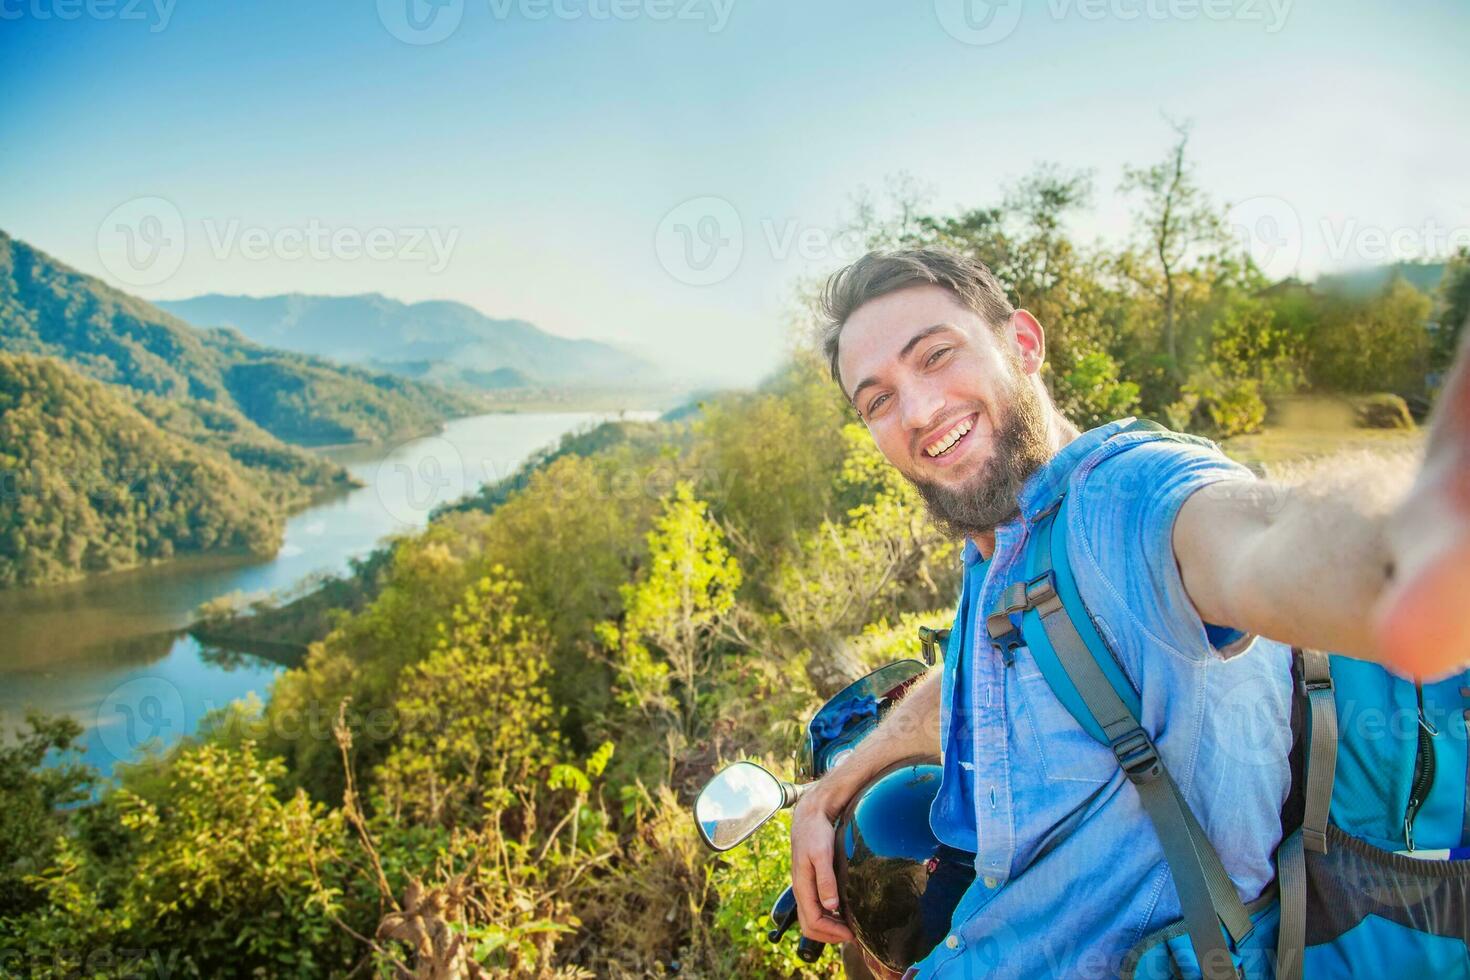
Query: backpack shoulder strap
[[984, 421, 1254, 979]]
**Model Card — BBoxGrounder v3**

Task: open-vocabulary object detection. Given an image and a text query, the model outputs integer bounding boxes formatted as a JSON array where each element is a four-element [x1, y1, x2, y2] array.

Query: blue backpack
[[995, 419, 1470, 979]]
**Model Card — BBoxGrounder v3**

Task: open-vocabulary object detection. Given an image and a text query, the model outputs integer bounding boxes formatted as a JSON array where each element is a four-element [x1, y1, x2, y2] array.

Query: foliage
[[600, 481, 742, 740], [13, 741, 350, 978], [1309, 278, 1433, 394], [0, 353, 308, 586], [375, 570, 561, 825], [1054, 348, 1142, 429], [1435, 247, 1470, 373], [0, 714, 92, 920]]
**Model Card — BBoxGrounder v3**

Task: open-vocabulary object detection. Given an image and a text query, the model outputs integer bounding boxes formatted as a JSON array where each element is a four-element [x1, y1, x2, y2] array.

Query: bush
[[1353, 393, 1416, 430], [1052, 349, 1141, 430], [1171, 371, 1267, 438]]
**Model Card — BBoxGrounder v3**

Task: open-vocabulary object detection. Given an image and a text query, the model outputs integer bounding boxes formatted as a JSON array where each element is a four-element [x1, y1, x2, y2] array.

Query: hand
[[1377, 331, 1470, 679], [790, 783, 855, 945]]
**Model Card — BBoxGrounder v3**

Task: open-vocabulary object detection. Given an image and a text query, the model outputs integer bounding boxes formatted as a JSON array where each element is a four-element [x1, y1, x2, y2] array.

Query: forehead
[[837, 284, 987, 390]]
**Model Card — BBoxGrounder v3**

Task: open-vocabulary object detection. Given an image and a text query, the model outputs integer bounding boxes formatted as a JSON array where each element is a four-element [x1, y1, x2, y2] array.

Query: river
[[0, 411, 646, 777]]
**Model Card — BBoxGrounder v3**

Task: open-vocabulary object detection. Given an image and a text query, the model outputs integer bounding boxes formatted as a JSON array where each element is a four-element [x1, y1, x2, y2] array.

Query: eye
[[926, 346, 951, 367], [865, 392, 890, 419]]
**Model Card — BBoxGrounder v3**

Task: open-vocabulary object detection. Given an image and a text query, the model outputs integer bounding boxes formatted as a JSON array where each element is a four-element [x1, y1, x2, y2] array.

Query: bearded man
[[789, 247, 1470, 978]]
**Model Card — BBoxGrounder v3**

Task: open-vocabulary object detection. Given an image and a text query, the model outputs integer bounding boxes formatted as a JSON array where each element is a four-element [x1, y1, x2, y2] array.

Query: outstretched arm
[[790, 668, 941, 945], [1174, 332, 1470, 678]]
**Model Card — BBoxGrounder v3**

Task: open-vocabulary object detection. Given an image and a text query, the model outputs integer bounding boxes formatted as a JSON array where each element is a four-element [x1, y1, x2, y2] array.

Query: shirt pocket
[[1011, 660, 1118, 785]]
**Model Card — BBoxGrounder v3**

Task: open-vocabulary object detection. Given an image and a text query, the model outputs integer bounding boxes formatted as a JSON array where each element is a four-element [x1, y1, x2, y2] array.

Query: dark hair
[[819, 248, 1015, 393]]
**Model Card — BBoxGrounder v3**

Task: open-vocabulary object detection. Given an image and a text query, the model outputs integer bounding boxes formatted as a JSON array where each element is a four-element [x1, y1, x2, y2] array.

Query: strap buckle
[[1024, 571, 1058, 607], [1111, 728, 1163, 785]]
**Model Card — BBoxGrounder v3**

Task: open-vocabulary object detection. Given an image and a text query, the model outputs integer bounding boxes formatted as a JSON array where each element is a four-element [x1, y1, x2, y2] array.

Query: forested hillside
[[0, 353, 347, 587], [0, 231, 470, 445]]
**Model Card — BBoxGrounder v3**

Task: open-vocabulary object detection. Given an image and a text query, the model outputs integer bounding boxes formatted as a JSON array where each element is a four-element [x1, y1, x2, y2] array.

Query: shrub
[[1353, 393, 1416, 430]]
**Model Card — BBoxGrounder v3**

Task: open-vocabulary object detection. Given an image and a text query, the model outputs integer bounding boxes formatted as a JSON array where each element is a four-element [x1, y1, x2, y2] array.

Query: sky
[[2, 0, 1467, 386]]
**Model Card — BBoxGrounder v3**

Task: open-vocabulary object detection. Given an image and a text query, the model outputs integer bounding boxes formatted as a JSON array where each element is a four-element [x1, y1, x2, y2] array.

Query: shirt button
[[983, 876, 998, 888], [945, 935, 960, 950]]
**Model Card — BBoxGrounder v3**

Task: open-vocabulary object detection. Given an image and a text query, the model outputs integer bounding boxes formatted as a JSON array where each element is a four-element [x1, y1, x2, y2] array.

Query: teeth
[[925, 416, 974, 457]]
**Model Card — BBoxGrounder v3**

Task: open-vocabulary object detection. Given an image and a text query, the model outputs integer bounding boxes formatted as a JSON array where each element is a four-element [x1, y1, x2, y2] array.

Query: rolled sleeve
[[1068, 434, 1257, 665]]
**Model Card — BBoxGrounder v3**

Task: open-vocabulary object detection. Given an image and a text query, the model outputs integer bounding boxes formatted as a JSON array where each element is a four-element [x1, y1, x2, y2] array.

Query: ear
[[1010, 309, 1046, 375]]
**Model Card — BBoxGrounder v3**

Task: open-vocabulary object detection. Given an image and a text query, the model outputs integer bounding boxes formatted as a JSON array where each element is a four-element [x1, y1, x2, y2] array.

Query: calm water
[[0, 411, 645, 776]]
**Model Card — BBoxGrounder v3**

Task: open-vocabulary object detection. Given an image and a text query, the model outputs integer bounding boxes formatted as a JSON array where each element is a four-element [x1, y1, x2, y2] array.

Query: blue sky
[[2, 0, 1467, 385]]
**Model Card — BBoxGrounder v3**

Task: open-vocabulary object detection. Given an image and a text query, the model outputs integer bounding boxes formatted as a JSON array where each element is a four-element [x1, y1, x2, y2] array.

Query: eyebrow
[[848, 323, 957, 407]]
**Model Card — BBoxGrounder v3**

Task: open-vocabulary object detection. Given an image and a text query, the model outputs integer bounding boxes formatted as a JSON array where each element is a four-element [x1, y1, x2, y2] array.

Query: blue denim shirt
[[914, 420, 1293, 979]]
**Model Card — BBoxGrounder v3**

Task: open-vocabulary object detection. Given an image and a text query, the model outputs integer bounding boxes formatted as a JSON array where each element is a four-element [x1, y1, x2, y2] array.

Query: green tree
[[1119, 119, 1228, 380], [599, 481, 741, 741], [0, 714, 92, 919], [375, 569, 561, 825]]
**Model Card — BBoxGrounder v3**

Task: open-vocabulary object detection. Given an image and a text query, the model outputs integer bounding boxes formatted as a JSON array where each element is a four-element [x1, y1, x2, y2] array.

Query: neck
[[966, 407, 1079, 561]]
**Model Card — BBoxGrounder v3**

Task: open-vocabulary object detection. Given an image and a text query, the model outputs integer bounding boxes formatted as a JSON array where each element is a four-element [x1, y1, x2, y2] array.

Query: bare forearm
[[804, 668, 942, 817], [1180, 463, 1411, 661], [1233, 489, 1391, 658]]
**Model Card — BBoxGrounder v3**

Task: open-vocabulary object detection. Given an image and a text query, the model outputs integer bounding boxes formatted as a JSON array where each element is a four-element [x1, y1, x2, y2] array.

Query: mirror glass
[[695, 761, 785, 851]]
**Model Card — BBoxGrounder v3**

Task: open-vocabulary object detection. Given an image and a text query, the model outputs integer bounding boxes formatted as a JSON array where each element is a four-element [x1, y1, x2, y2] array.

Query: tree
[[0, 714, 92, 919], [599, 481, 741, 740], [1120, 119, 1228, 379], [1435, 247, 1470, 375], [375, 568, 561, 825]]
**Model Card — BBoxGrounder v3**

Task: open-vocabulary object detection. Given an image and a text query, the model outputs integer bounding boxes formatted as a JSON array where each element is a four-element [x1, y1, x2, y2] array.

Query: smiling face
[[836, 283, 1056, 538]]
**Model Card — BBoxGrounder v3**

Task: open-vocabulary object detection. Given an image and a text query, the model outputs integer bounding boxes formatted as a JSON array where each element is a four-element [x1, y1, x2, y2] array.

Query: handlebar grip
[[796, 936, 825, 963]]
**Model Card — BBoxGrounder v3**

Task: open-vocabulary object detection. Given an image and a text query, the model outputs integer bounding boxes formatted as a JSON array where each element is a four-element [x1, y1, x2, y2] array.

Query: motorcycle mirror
[[694, 761, 791, 851]]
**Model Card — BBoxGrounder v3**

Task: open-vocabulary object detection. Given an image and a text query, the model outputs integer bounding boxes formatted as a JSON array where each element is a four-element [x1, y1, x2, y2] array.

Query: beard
[[905, 368, 1052, 540]]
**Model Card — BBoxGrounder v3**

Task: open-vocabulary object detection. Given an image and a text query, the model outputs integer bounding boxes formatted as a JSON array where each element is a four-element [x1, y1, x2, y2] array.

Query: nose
[[900, 384, 945, 439]]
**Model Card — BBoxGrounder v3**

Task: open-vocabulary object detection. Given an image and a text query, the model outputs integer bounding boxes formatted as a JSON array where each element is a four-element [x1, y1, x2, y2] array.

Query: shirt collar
[[959, 417, 1135, 568], [1019, 417, 1133, 521]]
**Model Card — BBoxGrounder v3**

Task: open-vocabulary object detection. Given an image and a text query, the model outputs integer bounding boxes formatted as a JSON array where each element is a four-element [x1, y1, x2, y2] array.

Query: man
[[789, 247, 1470, 978]]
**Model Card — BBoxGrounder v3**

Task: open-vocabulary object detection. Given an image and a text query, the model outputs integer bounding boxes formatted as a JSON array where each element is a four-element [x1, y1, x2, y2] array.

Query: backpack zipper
[[1404, 682, 1438, 852]]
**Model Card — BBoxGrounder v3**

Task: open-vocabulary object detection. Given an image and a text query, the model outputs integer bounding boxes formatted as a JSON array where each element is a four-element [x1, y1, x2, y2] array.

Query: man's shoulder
[[1061, 428, 1255, 663]]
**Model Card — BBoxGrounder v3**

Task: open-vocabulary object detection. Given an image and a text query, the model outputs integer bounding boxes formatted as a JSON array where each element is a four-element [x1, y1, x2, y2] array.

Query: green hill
[[0, 231, 471, 446], [0, 353, 342, 588]]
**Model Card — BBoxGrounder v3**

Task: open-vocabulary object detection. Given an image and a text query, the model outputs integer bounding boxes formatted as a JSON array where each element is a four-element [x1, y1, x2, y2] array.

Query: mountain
[[0, 353, 346, 588], [155, 293, 662, 390], [0, 231, 471, 446]]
